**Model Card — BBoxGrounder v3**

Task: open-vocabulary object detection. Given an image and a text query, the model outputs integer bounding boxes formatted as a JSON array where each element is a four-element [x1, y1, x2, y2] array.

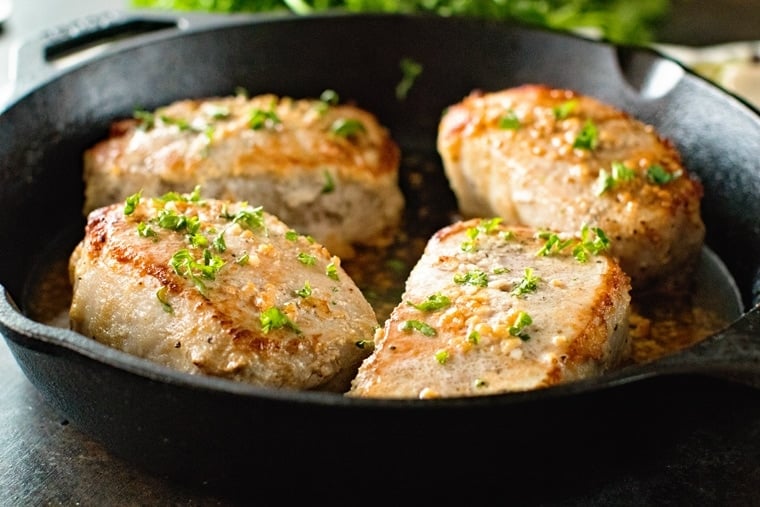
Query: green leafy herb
[[297, 252, 317, 265], [536, 225, 610, 262], [124, 191, 142, 215], [646, 164, 681, 185], [396, 57, 423, 100], [454, 269, 489, 287], [553, 99, 578, 120], [131, 0, 669, 45], [595, 161, 636, 195], [498, 110, 521, 130], [509, 311, 533, 340], [156, 286, 173, 313], [295, 280, 313, 298], [249, 106, 281, 130], [321, 170, 335, 193], [326, 262, 339, 281], [573, 119, 599, 150], [230, 207, 265, 231], [407, 292, 451, 312], [434, 349, 450, 364], [236, 252, 250, 265], [511, 267, 540, 297], [399, 319, 437, 337], [169, 248, 225, 297], [137, 222, 156, 238], [330, 118, 366, 138], [572, 224, 610, 262], [260, 307, 301, 334], [536, 231, 574, 257], [133, 109, 155, 130]]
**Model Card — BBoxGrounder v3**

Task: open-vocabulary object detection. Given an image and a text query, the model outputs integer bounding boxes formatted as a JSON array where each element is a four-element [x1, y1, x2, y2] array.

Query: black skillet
[[1, 10, 759, 496]]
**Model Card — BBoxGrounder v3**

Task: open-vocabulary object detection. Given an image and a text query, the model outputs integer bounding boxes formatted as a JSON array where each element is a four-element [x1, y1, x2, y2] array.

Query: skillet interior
[[1, 12, 760, 491]]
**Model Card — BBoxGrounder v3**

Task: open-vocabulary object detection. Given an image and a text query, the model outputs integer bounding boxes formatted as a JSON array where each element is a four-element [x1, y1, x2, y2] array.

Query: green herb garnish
[[260, 307, 301, 334], [396, 57, 423, 101], [573, 119, 599, 150], [399, 319, 437, 337], [453, 269, 489, 287], [407, 293, 451, 312], [646, 164, 681, 185], [509, 311, 533, 340], [330, 118, 366, 138], [511, 267, 540, 297], [498, 110, 521, 130]]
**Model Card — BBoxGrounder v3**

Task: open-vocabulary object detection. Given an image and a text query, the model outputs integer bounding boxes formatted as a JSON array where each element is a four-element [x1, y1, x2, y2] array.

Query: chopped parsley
[[156, 286, 172, 313], [407, 292, 451, 312], [330, 118, 366, 138], [396, 57, 423, 101], [230, 207, 265, 231], [454, 269, 489, 288], [461, 218, 503, 252], [326, 262, 340, 281], [511, 267, 540, 297], [595, 161, 636, 195], [260, 307, 300, 334], [553, 99, 578, 120], [434, 349, 450, 364], [572, 224, 610, 262], [498, 110, 521, 130], [249, 106, 281, 130], [509, 311, 533, 340], [321, 170, 336, 194], [169, 248, 225, 298], [536, 224, 610, 262], [399, 319, 437, 337], [573, 119, 599, 150], [646, 164, 681, 185], [124, 191, 142, 215], [295, 281, 312, 298], [297, 252, 317, 265]]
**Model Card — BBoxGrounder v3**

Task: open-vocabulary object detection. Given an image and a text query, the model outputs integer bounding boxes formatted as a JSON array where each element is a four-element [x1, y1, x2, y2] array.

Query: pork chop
[[348, 218, 631, 398], [69, 190, 379, 391], [437, 84, 705, 290], [83, 91, 404, 258]]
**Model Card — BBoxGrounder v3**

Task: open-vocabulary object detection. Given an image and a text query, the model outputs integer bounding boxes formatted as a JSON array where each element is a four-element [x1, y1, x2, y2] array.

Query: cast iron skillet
[[1, 11, 759, 494]]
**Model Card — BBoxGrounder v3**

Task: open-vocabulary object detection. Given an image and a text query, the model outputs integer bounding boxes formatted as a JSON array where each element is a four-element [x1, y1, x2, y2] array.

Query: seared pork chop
[[83, 91, 404, 258], [348, 218, 631, 398], [437, 84, 705, 290], [69, 191, 378, 391]]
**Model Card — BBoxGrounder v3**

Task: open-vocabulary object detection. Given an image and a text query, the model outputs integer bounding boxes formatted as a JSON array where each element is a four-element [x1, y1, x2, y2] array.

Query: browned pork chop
[[348, 218, 631, 398], [69, 191, 378, 391], [83, 92, 404, 258], [437, 84, 705, 290]]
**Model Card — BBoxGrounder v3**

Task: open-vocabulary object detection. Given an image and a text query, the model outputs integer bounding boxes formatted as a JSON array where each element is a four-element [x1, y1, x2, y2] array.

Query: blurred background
[[0, 0, 758, 107]]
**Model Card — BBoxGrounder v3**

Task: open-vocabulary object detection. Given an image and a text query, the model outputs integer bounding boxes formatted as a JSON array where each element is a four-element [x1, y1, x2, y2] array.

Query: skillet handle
[[8, 9, 242, 102], [612, 304, 760, 389]]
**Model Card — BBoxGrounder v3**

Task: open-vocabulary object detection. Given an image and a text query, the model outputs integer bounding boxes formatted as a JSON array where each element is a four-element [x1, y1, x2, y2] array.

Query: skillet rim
[[0, 10, 759, 408]]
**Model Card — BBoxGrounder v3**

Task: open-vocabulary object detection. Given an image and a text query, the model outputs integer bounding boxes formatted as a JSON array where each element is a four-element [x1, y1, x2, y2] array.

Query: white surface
[[0, 0, 127, 104]]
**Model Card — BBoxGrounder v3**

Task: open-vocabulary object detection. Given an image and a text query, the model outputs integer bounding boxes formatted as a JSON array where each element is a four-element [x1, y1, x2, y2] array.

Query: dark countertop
[[1, 1, 759, 505]]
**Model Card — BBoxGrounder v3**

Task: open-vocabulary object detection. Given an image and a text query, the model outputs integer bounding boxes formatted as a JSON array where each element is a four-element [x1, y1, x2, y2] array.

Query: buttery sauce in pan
[[24, 151, 732, 367]]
